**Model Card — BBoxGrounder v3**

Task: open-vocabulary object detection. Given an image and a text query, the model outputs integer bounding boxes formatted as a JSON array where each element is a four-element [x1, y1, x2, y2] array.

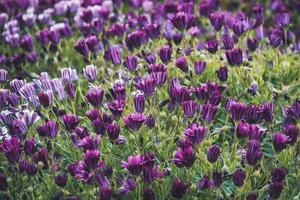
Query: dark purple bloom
[[26, 51, 38, 63], [246, 140, 263, 165], [104, 46, 122, 65], [123, 112, 145, 131], [37, 120, 58, 138], [85, 35, 101, 53], [271, 167, 287, 183], [134, 76, 156, 95], [269, 28, 283, 48], [92, 118, 106, 135], [0, 173, 8, 191], [275, 12, 291, 27], [283, 124, 299, 144], [19, 159, 38, 176], [143, 188, 156, 200], [79, 135, 100, 151], [145, 115, 155, 128], [144, 53, 156, 64], [216, 66, 228, 82], [225, 99, 247, 121], [173, 32, 183, 45], [124, 55, 138, 71], [172, 145, 196, 168], [273, 132, 289, 152], [107, 123, 120, 140], [0, 137, 20, 164], [207, 144, 221, 163], [55, 173, 68, 187], [33, 147, 49, 168], [121, 154, 145, 175], [222, 34, 234, 50], [233, 169, 246, 187], [143, 24, 160, 39], [112, 80, 126, 100], [86, 87, 104, 107], [38, 91, 53, 107], [74, 39, 89, 57], [20, 34, 34, 52], [0, 89, 9, 108], [226, 48, 243, 66], [210, 12, 224, 31], [198, 176, 212, 190], [247, 38, 258, 51], [158, 45, 172, 64], [126, 30, 148, 50], [62, 114, 80, 131], [84, 150, 101, 170], [10, 119, 27, 136], [201, 103, 218, 122], [205, 38, 218, 53], [24, 138, 36, 155], [246, 193, 258, 200], [107, 23, 126, 37], [212, 171, 223, 187], [134, 92, 145, 113], [108, 100, 126, 117], [184, 123, 206, 144], [48, 29, 61, 45], [194, 61, 206, 74], [175, 56, 189, 72], [181, 100, 197, 118], [171, 178, 189, 199], [37, 29, 50, 45], [269, 182, 284, 199]]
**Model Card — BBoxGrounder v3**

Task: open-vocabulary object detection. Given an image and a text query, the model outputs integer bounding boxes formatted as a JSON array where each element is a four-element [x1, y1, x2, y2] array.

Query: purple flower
[[134, 76, 156, 95], [198, 176, 212, 190], [207, 144, 221, 163], [216, 66, 228, 82], [181, 100, 197, 118], [205, 38, 218, 53], [0, 69, 8, 82], [173, 32, 183, 45], [84, 150, 101, 170], [107, 123, 120, 140], [246, 140, 263, 165], [126, 30, 148, 50], [269, 182, 284, 199], [92, 118, 106, 135], [275, 12, 291, 27], [83, 65, 98, 82], [233, 169, 246, 187], [79, 135, 100, 151], [247, 38, 258, 51], [55, 173, 68, 187], [121, 154, 145, 175], [171, 178, 189, 199], [194, 61, 206, 74], [246, 193, 258, 200], [20, 34, 34, 52], [112, 80, 126, 100], [0, 137, 20, 164], [158, 45, 172, 64], [48, 29, 61, 45], [19, 159, 38, 176], [134, 92, 145, 113], [26, 51, 38, 63], [225, 99, 247, 121], [37, 28, 50, 45], [108, 100, 126, 117], [283, 124, 299, 144], [201, 103, 218, 122], [175, 56, 189, 72], [38, 91, 54, 107], [145, 115, 155, 128], [271, 167, 287, 183], [0, 173, 8, 191], [184, 123, 206, 144], [222, 34, 234, 50], [0, 89, 9, 108], [124, 55, 138, 71], [212, 171, 223, 187], [210, 12, 224, 31], [107, 23, 126, 37], [10, 119, 27, 136], [86, 87, 104, 107], [62, 114, 80, 131], [143, 23, 160, 39], [273, 132, 289, 152], [171, 12, 195, 31], [74, 38, 89, 57], [85, 35, 101, 53], [226, 48, 243, 66], [123, 112, 145, 131], [269, 28, 283, 48], [172, 145, 196, 168], [143, 188, 156, 200], [33, 147, 49, 168], [104, 46, 122, 65], [24, 138, 36, 155], [37, 120, 58, 138]]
